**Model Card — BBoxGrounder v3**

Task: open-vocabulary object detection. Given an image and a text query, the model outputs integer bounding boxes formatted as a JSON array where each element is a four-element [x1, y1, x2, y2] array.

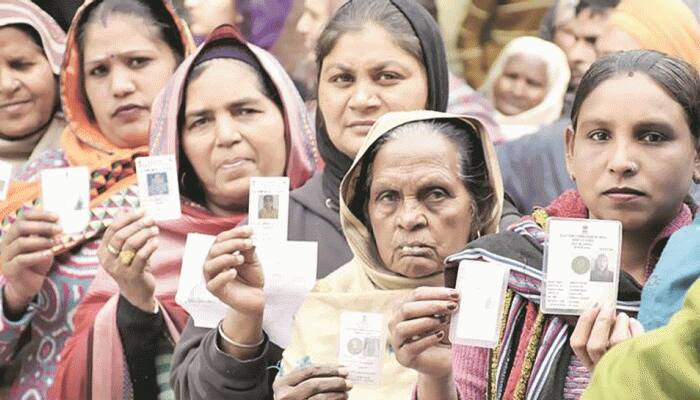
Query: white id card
[[40, 167, 90, 234], [136, 155, 181, 221], [338, 312, 384, 386], [248, 177, 289, 243], [542, 218, 622, 315], [0, 160, 12, 201], [449, 260, 510, 348]]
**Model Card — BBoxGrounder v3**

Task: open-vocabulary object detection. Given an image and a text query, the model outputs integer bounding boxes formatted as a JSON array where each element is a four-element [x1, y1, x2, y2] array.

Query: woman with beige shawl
[[275, 110, 504, 399]]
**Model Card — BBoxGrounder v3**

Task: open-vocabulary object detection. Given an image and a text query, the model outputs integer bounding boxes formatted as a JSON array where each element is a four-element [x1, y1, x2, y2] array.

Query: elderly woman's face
[[182, 59, 286, 215], [368, 131, 473, 278], [0, 26, 57, 139], [493, 53, 548, 116]]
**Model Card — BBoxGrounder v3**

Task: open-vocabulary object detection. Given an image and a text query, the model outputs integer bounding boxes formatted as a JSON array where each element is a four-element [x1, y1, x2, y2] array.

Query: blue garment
[[638, 213, 700, 330]]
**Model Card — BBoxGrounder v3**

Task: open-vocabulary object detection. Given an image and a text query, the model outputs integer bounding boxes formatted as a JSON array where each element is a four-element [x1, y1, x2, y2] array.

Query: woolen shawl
[[51, 25, 321, 400], [281, 110, 504, 400]]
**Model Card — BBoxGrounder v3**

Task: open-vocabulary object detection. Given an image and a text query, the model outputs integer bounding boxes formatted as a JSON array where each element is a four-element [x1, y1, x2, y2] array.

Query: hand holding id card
[[136, 155, 181, 221], [41, 167, 91, 234], [541, 218, 622, 315]]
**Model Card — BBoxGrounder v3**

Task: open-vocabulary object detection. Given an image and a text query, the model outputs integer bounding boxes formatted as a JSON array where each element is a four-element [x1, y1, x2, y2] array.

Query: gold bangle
[[217, 321, 264, 349]]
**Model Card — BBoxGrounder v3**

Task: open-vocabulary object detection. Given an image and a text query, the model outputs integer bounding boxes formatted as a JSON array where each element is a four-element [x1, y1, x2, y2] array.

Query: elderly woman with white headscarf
[[481, 36, 570, 141]]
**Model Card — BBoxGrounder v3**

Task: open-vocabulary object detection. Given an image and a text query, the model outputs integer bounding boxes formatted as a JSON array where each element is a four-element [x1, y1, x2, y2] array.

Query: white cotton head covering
[[481, 36, 570, 140]]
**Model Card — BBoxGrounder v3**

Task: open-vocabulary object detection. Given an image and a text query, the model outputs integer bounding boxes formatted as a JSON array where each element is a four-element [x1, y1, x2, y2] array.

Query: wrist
[[219, 310, 264, 360], [417, 372, 457, 400], [3, 284, 34, 316], [120, 290, 157, 314]]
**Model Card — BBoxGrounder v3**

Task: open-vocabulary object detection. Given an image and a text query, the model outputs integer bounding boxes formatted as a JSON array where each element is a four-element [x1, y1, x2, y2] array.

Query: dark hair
[[575, 0, 621, 16], [349, 120, 495, 239], [316, 0, 423, 71], [571, 50, 700, 145], [9, 24, 43, 48], [415, 0, 439, 21]]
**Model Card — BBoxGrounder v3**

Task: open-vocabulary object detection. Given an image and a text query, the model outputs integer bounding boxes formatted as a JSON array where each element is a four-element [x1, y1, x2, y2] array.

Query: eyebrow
[[323, 60, 409, 73], [577, 118, 677, 132], [185, 97, 263, 119], [84, 49, 157, 66]]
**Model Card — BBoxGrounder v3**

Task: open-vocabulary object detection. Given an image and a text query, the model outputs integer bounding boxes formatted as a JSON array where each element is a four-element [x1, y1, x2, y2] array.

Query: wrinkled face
[[297, 0, 333, 62], [0, 26, 57, 139], [184, 0, 242, 37], [566, 74, 700, 235], [565, 8, 610, 90], [182, 60, 286, 215], [595, 25, 641, 58], [368, 132, 473, 278], [493, 54, 548, 116], [318, 24, 429, 158], [82, 14, 178, 148]]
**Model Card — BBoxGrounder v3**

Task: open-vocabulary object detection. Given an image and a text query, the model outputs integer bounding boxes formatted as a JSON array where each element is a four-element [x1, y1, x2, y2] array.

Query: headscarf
[[0, 0, 67, 173], [317, 0, 450, 207], [239, 0, 294, 49], [51, 24, 321, 400], [0, 0, 195, 252], [281, 111, 503, 400], [481, 36, 570, 141], [609, 0, 700, 70], [0, 0, 65, 74]]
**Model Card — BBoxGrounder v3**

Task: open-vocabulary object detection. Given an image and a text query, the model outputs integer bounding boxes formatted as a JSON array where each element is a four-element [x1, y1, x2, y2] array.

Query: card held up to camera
[[542, 217, 622, 315], [136, 155, 181, 221], [248, 177, 289, 243], [40, 166, 91, 234], [449, 260, 510, 348]]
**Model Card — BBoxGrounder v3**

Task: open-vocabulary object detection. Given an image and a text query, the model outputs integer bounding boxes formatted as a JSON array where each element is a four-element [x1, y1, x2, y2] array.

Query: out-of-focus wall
[[437, 0, 471, 76]]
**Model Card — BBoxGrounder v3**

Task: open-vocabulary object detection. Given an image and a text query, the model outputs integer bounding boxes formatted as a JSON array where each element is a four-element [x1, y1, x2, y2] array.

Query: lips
[[218, 157, 254, 171], [346, 120, 375, 129], [0, 100, 32, 114], [112, 104, 147, 120], [602, 187, 646, 202], [397, 242, 435, 258]]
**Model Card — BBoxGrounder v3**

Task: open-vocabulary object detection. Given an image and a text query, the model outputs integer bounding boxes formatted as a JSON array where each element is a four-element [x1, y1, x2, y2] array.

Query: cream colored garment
[[480, 36, 570, 141], [280, 111, 504, 400], [0, 115, 65, 176]]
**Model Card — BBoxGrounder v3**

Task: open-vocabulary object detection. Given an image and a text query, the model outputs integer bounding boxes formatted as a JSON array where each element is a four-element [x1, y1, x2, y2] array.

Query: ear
[[564, 125, 577, 181]]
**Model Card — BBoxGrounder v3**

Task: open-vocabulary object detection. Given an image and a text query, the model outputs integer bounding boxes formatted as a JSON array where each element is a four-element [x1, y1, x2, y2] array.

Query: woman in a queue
[[51, 24, 320, 399], [0, 0, 192, 398], [170, 0, 453, 398], [0, 0, 66, 175], [391, 50, 700, 400]]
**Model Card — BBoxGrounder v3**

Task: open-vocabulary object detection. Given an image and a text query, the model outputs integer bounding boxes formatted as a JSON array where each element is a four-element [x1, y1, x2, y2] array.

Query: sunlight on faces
[[368, 131, 473, 278], [318, 23, 429, 158], [182, 59, 286, 215], [184, 0, 242, 38], [0, 27, 57, 138], [493, 53, 548, 116], [82, 13, 178, 148], [566, 74, 700, 234]]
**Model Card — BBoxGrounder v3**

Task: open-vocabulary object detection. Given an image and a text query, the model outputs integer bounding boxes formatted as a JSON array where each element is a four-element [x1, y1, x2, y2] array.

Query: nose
[[0, 68, 20, 95], [511, 79, 527, 97], [348, 81, 381, 112], [607, 139, 639, 177], [396, 199, 428, 232], [109, 66, 136, 98], [214, 113, 243, 147]]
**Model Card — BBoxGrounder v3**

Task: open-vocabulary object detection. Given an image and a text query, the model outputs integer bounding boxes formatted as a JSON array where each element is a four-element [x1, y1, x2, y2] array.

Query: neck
[[205, 198, 247, 218], [620, 227, 660, 284]]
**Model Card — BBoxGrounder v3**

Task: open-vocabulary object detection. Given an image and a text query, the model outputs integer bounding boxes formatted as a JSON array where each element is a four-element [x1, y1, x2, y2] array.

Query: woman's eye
[[589, 130, 610, 141], [188, 118, 209, 130], [88, 65, 108, 77], [9, 60, 34, 70], [128, 58, 150, 68], [377, 71, 401, 82], [640, 132, 667, 143], [330, 73, 353, 84], [426, 188, 448, 201], [234, 108, 260, 117], [377, 191, 398, 203]]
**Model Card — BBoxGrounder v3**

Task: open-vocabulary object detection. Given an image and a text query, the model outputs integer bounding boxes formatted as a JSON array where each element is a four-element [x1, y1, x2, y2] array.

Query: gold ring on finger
[[119, 249, 136, 266], [107, 243, 120, 256]]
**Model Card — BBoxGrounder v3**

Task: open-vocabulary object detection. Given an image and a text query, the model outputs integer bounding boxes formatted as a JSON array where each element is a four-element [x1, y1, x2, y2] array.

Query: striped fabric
[[155, 336, 175, 400], [0, 0, 66, 74]]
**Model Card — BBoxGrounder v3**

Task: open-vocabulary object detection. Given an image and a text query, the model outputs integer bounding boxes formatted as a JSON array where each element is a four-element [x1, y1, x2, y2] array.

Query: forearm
[[0, 284, 37, 364], [219, 309, 265, 360], [416, 373, 458, 400]]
